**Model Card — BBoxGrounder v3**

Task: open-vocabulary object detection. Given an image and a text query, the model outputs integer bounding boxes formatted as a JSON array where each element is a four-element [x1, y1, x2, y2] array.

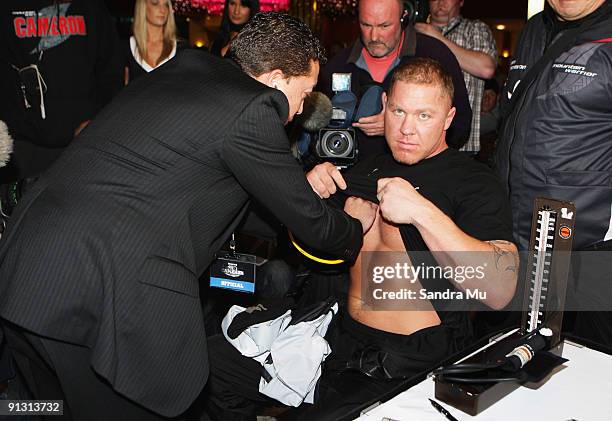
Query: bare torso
[[348, 210, 441, 335]]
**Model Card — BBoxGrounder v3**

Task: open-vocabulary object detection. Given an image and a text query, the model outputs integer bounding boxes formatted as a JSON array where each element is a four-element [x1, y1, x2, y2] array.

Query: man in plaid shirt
[[415, 0, 497, 155]]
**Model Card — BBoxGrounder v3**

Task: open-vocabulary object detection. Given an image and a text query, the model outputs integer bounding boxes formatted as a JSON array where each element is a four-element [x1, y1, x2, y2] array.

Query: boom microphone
[[297, 92, 333, 132], [0, 120, 13, 168]]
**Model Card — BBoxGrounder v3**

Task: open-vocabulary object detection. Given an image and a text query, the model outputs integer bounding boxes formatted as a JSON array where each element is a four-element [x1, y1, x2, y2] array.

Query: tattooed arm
[[488, 240, 519, 275], [376, 178, 519, 309], [416, 212, 519, 309], [421, 230, 518, 310], [420, 226, 518, 310]]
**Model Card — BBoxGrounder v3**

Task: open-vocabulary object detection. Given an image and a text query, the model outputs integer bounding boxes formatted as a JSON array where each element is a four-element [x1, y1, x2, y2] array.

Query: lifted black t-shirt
[[330, 148, 514, 319], [337, 148, 514, 245]]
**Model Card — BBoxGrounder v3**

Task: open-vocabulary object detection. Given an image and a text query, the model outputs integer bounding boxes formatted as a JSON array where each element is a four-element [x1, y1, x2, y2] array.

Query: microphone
[[296, 92, 332, 132], [0, 120, 13, 168]]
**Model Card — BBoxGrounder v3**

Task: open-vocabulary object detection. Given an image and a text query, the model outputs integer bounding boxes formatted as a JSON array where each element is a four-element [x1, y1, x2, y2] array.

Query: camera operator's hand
[[377, 177, 432, 226], [306, 162, 347, 199], [344, 196, 378, 235], [352, 92, 387, 137]]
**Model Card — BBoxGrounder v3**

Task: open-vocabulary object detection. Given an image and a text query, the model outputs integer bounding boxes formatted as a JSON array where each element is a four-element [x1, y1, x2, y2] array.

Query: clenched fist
[[377, 177, 432, 225]]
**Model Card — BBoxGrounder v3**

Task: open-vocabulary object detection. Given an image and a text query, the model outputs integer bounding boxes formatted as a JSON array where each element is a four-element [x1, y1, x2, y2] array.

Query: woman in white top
[[124, 0, 181, 84]]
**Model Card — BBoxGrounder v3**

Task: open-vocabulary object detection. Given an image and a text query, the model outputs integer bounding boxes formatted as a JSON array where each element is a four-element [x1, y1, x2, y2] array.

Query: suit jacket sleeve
[[222, 91, 363, 262]]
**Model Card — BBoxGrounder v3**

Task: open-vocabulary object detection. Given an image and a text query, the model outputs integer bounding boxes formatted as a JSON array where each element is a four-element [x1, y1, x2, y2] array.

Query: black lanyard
[[443, 20, 461, 37]]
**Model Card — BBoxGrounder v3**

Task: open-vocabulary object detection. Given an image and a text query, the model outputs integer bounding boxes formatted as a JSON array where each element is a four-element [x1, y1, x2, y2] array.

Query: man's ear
[[255, 69, 285, 89], [444, 106, 456, 131]]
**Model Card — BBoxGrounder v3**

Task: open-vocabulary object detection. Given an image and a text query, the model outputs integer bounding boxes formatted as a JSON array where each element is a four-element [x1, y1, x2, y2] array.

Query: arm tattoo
[[487, 240, 518, 273]]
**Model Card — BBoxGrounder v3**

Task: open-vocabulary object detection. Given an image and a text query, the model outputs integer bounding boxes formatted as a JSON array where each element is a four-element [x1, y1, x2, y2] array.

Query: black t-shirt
[[330, 148, 513, 319], [337, 148, 514, 245]]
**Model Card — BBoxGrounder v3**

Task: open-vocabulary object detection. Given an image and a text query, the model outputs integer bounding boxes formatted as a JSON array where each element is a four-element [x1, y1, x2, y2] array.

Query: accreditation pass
[[0, 400, 63, 415]]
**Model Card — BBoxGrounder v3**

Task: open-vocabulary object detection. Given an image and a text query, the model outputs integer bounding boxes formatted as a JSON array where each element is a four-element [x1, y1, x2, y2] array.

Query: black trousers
[[205, 310, 460, 421], [1, 321, 203, 421]]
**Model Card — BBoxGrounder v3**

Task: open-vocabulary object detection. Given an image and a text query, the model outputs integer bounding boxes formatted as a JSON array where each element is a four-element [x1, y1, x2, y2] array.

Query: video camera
[[314, 83, 359, 168], [297, 74, 384, 170], [403, 0, 429, 27]]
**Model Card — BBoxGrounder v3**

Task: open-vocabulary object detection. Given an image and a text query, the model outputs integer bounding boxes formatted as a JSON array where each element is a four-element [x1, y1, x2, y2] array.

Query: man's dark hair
[[230, 12, 326, 78], [390, 58, 454, 105]]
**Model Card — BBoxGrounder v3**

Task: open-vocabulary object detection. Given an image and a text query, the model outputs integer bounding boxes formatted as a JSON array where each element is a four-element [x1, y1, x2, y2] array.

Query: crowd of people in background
[[0, 0, 611, 420]]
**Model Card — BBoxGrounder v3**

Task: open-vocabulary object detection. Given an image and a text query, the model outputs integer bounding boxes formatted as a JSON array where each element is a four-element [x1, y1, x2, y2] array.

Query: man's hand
[[344, 196, 378, 234], [306, 162, 347, 198], [377, 177, 432, 225], [414, 23, 443, 41], [352, 92, 387, 137]]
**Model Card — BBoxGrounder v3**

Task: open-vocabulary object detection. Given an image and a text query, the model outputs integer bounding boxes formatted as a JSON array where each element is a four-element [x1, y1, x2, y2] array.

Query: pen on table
[[429, 398, 460, 421]]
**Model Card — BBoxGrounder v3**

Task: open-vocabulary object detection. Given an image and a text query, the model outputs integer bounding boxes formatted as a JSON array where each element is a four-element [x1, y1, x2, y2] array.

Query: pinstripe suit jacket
[[0, 50, 362, 416]]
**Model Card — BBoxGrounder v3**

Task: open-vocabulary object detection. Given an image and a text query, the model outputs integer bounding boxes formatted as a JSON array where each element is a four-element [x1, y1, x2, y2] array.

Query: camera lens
[[321, 130, 354, 158]]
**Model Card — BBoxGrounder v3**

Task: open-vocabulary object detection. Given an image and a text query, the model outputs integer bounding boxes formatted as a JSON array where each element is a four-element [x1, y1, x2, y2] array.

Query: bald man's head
[[358, 0, 404, 58]]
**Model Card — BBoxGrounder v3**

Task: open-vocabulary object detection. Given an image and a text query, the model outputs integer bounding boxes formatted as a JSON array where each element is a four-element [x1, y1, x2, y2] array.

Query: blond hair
[[390, 58, 455, 105], [133, 0, 177, 66]]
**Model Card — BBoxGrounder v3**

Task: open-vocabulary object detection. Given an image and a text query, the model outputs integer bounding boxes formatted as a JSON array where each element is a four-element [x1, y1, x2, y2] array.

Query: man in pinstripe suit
[[0, 13, 373, 421]]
